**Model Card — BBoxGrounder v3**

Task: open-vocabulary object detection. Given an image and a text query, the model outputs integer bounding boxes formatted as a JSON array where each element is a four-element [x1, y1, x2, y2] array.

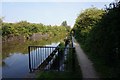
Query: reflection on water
[[2, 53, 29, 78], [2, 37, 63, 78]]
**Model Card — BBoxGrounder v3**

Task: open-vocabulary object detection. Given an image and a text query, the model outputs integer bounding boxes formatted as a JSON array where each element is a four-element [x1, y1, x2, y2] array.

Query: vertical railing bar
[[50, 47, 52, 70], [31, 47, 33, 70], [38, 47, 40, 64], [45, 48, 46, 59], [43, 47, 44, 62], [63, 48, 65, 71], [36, 47, 38, 67], [41, 48, 42, 63], [48, 48, 49, 69], [42, 48, 45, 62], [35, 47, 37, 69], [38, 47, 40, 63], [40, 47, 41, 64], [28, 46, 32, 72], [48, 48, 49, 70], [48, 47, 49, 55], [32, 47, 34, 69], [46, 48, 48, 70], [42, 48, 43, 63], [49, 48, 51, 69], [33, 47, 35, 69], [39, 47, 40, 66], [32, 47, 34, 70], [43, 48, 45, 60], [44, 48, 46, 59], [38, 47, 39, 67], [58, 47, 60, 71]]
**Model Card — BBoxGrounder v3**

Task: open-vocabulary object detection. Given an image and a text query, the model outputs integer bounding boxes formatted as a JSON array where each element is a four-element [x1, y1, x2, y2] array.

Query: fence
[[28, 37, 75, 72]]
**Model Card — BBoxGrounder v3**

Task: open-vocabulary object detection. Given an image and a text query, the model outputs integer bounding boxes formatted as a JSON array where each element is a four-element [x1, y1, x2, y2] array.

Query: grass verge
[[77, 39, 120, 78]]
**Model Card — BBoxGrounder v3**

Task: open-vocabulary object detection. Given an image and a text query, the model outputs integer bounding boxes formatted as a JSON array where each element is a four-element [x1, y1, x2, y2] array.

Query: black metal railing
[[28, 37, 75, 72], [28, 46, 59, 72]]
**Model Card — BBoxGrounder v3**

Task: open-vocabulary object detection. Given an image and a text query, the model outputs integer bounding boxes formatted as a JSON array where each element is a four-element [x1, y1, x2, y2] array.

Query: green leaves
[[73, 7, 105, 44], [73, 1, 120, 77], [2, 21, 68, 40]]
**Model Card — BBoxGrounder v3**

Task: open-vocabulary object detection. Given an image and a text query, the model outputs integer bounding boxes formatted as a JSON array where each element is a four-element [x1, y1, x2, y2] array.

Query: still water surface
[[2, 38, 61, 78]]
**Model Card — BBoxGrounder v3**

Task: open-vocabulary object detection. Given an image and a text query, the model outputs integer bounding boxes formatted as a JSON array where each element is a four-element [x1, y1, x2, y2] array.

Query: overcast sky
[[1, 0, 115, 27]]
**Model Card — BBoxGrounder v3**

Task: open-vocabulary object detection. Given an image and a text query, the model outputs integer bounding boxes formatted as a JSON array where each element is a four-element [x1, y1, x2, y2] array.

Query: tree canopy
[[73, 1, 120, 77], [73, 7, 105, 43], [1, 21, 69, 40], [61, 21, 67, 27]]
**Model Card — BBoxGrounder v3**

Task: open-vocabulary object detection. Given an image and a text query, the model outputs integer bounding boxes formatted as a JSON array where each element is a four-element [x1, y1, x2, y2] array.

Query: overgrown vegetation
[[1, 20, 70, 41], [73, 1, 120, 78]]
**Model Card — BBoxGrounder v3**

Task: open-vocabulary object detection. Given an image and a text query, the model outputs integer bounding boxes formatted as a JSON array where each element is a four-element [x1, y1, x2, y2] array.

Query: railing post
[[28, 46, 32, 72], [72, 47, 75, 71], [58, 47, 60, 71], [71, 36, 74, 48]]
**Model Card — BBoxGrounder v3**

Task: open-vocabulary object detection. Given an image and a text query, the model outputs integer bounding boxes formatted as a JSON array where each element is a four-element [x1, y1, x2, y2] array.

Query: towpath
[[73, 37, 98, 78]]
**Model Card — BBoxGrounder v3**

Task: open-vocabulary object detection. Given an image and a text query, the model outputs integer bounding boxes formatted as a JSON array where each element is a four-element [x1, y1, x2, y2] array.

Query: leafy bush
[[2, 21, 69, 40], [73, 1, 120, 77], [73, 7, 105, 44]]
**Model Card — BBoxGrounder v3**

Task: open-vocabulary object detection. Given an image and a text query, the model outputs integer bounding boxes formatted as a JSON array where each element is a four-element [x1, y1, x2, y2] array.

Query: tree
[[73, 7, 105, 43], [2, 20, 68, 40], [0, 17, 4, 24], [73, 1, 120, 77], [0, 18, 2, 25], [61, 21, 71, 32], [86, 2, 120, 64], [61, 21, 67, 27]]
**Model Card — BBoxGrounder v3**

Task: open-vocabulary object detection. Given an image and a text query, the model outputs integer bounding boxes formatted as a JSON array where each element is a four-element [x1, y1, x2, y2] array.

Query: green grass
[[36, 71, 82, 80]]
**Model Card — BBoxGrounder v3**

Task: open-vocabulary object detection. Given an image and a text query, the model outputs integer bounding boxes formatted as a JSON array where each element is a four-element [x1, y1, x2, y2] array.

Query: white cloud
[[2, 0, 115, 2]]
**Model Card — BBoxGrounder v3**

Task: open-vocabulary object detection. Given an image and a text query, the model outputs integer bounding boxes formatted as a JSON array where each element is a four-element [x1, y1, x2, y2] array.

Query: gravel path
[[73, 37, 99, 78]]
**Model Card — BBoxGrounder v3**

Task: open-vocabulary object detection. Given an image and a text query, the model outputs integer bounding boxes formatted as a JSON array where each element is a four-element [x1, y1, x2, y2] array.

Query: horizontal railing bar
[[29, 46, 75, 49], [61, 47, 75, 49], [29, 46, 58, 48]]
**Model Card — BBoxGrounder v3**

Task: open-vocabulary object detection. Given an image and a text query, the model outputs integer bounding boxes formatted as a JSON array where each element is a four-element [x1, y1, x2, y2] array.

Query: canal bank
[[1, 34, 66, 78]]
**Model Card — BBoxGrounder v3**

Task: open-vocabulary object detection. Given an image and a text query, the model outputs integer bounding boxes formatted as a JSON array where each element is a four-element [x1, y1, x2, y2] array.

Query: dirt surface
[[73, 37, 99, 78]]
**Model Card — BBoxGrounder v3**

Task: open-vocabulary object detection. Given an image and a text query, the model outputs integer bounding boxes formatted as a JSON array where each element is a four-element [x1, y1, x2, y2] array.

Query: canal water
[[1, 38, 62, 78]]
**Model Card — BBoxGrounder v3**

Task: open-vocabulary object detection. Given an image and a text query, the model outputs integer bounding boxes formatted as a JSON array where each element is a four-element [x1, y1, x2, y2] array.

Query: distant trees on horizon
[[1, 20, 70, 41]]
